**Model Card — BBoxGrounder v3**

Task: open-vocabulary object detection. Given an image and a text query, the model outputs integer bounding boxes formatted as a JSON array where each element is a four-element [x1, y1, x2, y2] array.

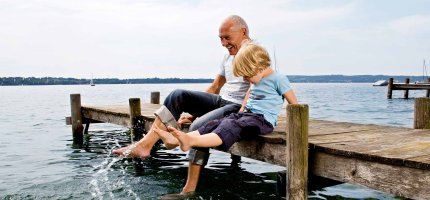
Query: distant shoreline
[[0, 75, 427, 86]]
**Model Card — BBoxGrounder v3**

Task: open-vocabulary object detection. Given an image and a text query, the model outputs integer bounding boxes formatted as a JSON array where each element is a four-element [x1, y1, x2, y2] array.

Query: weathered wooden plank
[[229, 141, 286, 166], [311, 152, 430, 200], [392, 84, 430, 90], [311, 128, 430, 169], [82, 107, 131, 127]]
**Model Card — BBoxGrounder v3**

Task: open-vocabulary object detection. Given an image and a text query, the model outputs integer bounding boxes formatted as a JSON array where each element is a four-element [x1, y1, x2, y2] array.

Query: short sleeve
[[218, 55, 229, 76], [277, 75, 292, 95]]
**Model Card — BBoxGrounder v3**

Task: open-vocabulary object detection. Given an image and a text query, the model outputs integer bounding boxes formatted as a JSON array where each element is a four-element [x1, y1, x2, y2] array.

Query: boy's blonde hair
[[233, 42, 271, 78]]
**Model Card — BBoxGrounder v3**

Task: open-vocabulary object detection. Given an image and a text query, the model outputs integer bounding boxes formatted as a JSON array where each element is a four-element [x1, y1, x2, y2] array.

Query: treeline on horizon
[[0, 75, 428, 86]]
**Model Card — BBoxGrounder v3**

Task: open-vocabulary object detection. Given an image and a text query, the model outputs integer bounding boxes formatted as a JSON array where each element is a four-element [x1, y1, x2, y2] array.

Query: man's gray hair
[[226, 15, 249, 36]]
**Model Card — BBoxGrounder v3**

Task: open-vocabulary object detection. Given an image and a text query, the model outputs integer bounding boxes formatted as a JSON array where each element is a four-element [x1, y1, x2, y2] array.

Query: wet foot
[[158, 191, 195, 200], [112, 143, 151, 160], [153, 126, 179, 150], [168, 127, 192, 152]]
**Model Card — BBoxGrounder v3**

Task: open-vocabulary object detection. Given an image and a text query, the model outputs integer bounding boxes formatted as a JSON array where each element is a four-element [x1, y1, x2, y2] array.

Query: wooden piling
[[286, 104, 309, 200], [129, 98, 143, 141], [150, 91, 160, 104], [70, 94, 84, 145], [404, 78, 410, 99], [414, 97, 430, 129], [426, 78, 430, 97], [387, 78, 393, 99]]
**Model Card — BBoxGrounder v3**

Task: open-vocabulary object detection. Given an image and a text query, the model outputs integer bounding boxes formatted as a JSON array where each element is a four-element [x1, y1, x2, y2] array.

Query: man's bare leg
[[181, 162, 203, 193], [112, 118, 167, 159]]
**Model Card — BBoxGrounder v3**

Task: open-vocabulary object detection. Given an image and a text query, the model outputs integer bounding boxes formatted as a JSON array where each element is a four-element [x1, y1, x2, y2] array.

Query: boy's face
[[243, 70, 264, 84]]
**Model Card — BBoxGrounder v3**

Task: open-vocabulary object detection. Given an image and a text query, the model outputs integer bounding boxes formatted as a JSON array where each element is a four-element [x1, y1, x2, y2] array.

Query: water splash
[[122, 142, 139, 158], [89, 140, 141, 200]]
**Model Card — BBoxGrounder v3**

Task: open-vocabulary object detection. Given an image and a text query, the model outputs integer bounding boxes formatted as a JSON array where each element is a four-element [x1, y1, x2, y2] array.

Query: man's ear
[[241, 27, 247, 36]]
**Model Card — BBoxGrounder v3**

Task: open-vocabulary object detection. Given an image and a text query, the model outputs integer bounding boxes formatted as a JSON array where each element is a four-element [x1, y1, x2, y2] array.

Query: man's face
[[218, 21, 246, 55]]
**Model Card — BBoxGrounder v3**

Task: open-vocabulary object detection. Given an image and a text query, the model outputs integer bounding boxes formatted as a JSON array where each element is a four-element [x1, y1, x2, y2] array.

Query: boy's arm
[[239, 88, 251, 112], [283, 90, 298, 104]]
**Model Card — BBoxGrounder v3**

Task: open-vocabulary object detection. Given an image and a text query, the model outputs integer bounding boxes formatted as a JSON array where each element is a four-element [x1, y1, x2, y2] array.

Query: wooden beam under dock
[[388, 77, 430, 99]]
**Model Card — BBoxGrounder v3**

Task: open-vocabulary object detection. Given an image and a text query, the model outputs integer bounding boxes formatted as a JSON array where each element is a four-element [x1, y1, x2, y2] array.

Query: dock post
[[426, 78, 430, 97], [70, 94, 84, 145], [129, 98, 144, 141], [404, 78, 410, 99], [387, 78, 393, 99], [286, 104, 309, 200], [414, 97, 430, 129], [150, 91, 160, 104]]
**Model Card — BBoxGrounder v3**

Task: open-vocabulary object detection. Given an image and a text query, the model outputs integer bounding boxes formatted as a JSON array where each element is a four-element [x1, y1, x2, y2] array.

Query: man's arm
[[206, 74, 226, 94]]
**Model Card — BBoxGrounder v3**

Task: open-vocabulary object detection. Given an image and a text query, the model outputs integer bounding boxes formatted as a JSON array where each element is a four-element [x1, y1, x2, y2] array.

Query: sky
[[1, 0, 430, 79]]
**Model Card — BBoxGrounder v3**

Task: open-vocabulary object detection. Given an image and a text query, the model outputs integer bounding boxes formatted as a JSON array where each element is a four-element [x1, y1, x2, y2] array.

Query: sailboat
[[414, 59, 428, 84], [421, 59, 428, 83], [90, 75, 95, 86]]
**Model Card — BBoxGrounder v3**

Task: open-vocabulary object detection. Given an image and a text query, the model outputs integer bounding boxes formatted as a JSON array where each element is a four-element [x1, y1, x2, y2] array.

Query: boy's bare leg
[[167, 127, 222, 152], [112, 118, 166, 159]]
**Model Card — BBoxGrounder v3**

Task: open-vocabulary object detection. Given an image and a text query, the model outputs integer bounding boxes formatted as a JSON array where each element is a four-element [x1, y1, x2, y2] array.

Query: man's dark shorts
[[197, 112, 274, 151]]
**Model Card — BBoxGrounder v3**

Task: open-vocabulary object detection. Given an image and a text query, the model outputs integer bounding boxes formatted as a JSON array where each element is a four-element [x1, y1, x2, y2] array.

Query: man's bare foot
[[153, 126, 179, 149], [112, 142, 151, 160], [168, 127, 192, 152]]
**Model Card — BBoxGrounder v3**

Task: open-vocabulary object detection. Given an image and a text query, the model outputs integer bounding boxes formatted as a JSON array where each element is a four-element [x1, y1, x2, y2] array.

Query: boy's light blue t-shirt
[[246, 72, 292, 126]]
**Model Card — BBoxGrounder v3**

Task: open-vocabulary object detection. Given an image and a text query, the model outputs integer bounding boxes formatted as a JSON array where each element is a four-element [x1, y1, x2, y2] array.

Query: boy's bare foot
[[168, 127, 192, 152], [112, 142, 151, 160], [153, 126, 179, 149]]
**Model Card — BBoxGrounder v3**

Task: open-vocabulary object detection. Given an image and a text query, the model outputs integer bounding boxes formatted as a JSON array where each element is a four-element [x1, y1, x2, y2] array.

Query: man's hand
[[178, 114, 194, 129]]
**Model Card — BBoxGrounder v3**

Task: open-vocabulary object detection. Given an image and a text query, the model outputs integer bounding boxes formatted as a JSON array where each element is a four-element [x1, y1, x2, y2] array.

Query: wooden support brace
[[286, 104, 309, 200], [84, 121, 90, 135], [414, 97, 430, 129], [151, 91, 160, 104], [70, 94, 84, 145], [426, 78, 430, 97], [404, 78, 410, 99], [387, 78, 393, 99], [129, 98, 144, 141]]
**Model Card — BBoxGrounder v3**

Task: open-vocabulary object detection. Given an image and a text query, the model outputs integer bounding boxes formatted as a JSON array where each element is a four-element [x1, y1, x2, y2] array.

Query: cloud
[[0, 0, 429, 77], [389, 14, 430, 36]]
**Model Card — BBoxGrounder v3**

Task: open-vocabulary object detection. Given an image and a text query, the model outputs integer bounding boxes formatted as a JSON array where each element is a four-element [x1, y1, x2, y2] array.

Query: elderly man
[[113, 15, 251, 196]]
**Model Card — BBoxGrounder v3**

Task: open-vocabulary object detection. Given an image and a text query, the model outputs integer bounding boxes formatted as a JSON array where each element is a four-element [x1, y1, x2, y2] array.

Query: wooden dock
[[387, 77, 430, 99], [67, 93, 430, 199]]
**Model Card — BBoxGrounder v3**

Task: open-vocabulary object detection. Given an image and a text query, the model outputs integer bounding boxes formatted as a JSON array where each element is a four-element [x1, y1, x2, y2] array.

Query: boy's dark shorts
[[197, 112, 274, 151]]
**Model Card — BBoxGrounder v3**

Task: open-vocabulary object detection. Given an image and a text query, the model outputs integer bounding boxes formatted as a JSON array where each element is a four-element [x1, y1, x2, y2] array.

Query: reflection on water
[[0, 83, 418, 199]]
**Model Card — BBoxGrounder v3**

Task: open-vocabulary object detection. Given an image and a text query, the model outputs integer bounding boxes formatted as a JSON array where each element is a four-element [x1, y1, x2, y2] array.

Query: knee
[[164, 89, 188, 105], [187, 148, 210, 166], [189, 117, 207, 131], [167, 89, 187, 99]]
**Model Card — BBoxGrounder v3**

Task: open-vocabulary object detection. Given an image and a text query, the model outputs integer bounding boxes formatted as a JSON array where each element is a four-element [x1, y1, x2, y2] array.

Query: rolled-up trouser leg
[[187, 102, 241, 166], [154, 105, 178, 129], [187, 148, 210, 166]]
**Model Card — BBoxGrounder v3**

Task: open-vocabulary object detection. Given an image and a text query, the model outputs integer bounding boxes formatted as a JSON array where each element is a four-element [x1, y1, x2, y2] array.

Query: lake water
[[0, 83, 421, 199]]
